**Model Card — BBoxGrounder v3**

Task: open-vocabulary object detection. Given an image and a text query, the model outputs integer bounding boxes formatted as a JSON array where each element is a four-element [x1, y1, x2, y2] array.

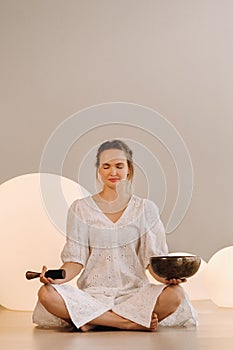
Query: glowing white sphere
[[0, 174, 89, 311], [205, 246, 233, 307], [168, 252, 209, 300]]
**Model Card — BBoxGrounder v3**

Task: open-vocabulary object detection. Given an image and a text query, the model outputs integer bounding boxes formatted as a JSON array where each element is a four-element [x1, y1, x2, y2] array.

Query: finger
[[40, 266, 47, 278], [176, 278, 186, 284], [174, 278, 186, 284], [169, 278, 178, 284], [166, 279, 174, 284], [40, 277, 50, 284], [47, 277, 56, 284], [175, 279, 182, 284], [42, 265, 47, 273], [40, 266, 49, 284], [167, 279, 175, 284]]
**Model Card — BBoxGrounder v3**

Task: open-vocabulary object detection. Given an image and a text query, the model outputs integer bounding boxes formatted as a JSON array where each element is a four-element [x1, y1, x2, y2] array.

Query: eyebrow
[[102, 162, 125, 166]]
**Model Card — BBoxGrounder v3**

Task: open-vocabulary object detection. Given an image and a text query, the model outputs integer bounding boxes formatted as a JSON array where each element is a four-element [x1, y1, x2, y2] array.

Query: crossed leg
[[38, 284, 184, 332], [82, 285, 185, 331], [154, 284, 185, 321], [38, 284, 72, 324]]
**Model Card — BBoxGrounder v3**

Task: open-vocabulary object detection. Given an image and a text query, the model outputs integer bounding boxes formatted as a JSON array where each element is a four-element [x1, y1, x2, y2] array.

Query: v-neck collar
[[88, 194, 134, 225]]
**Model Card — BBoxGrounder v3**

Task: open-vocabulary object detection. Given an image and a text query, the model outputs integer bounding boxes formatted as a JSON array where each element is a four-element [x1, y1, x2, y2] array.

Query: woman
[[33, 139, 198, 331]]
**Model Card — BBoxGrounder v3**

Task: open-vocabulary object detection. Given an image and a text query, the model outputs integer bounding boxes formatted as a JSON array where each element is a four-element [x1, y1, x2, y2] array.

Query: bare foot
[[80, 323, 97, 332], [79, 310, 158, 332], [150, 311, 158, 330], [123, 312, 158, 332]]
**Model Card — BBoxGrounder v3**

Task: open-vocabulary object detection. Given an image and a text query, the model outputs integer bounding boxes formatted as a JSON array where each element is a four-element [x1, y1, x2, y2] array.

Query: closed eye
[[102, 162, 125, 169], [102, 164, 110, 169]]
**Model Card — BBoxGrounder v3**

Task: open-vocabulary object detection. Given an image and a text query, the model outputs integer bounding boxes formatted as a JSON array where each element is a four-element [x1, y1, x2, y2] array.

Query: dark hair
[[96, 139, 134, 182]]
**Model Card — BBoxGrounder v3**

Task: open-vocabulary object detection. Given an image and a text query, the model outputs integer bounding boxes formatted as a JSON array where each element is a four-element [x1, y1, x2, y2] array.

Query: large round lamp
[[0, 173, 89, 311], [205, 246, 233, 307]]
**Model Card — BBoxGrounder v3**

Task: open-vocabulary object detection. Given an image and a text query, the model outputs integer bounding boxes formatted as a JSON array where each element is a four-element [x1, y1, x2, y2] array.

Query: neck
[[99, 188, 118, 202], [99, 186, 131, 203]]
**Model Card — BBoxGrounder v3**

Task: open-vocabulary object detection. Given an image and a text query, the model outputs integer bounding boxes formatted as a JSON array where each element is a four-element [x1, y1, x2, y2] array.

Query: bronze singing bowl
[[150, 256, 201, 280]]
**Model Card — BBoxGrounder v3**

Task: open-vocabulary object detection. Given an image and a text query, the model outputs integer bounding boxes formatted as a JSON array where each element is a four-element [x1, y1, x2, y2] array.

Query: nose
[[110, 166, 117, 175]]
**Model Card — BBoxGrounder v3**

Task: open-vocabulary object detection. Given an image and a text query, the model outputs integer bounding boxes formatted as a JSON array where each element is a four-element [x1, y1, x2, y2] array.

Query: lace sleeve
[[138, 199, 168, 269], [61, 200, 90, 267]]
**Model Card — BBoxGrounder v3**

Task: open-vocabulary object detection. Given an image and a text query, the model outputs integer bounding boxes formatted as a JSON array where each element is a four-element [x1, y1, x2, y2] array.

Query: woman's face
[[98, 149, 129, 189]]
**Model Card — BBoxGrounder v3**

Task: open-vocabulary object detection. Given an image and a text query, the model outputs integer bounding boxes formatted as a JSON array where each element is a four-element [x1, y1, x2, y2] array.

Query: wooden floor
[[0, 300, 233, 350]]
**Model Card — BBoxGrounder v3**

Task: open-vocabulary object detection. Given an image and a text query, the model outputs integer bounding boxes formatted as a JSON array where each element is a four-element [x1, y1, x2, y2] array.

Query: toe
[[150, 312, 158, 330], [80, 324, 97, 332]]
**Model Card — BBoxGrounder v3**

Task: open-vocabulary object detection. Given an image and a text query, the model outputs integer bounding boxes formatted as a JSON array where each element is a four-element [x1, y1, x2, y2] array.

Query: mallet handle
[[25, 269, 66, 280]]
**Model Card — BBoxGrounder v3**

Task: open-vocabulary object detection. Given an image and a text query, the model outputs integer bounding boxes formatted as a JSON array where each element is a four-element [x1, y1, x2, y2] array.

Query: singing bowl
[[150, 255, 201, 280]]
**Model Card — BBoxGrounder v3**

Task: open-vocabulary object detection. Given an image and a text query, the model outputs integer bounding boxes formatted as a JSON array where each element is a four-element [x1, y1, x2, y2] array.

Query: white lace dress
[[32, 195, 198, 329]]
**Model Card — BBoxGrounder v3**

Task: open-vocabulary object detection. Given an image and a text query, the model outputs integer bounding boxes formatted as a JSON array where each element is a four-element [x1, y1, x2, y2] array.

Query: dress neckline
[[89, 194, 134, 225]]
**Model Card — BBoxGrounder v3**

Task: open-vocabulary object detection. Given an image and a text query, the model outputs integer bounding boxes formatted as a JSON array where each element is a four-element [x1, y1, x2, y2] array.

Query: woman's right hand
[[39, 266, 52, 284], [39, 266, 64, 285], [39, 262, 83, 285]]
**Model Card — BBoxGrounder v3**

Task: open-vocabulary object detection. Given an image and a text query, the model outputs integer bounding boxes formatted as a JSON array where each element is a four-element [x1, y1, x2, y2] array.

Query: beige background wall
[[0, 0, 233, 261]]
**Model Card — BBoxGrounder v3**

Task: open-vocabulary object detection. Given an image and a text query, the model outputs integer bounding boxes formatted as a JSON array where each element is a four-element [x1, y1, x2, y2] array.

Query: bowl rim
[[150, 255, 201, 260]]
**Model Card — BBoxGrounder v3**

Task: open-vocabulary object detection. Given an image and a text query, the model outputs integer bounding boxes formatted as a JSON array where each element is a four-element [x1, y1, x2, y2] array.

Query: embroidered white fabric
[[32, 195, 198, 329]]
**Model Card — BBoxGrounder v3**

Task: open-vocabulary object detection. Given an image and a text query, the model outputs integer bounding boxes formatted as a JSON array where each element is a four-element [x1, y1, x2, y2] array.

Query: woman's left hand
[[165, 278, 187, 285]]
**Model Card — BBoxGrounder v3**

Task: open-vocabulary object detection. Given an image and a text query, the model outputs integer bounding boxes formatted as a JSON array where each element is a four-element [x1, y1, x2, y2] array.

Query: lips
[[108, 178, 120, 182]]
